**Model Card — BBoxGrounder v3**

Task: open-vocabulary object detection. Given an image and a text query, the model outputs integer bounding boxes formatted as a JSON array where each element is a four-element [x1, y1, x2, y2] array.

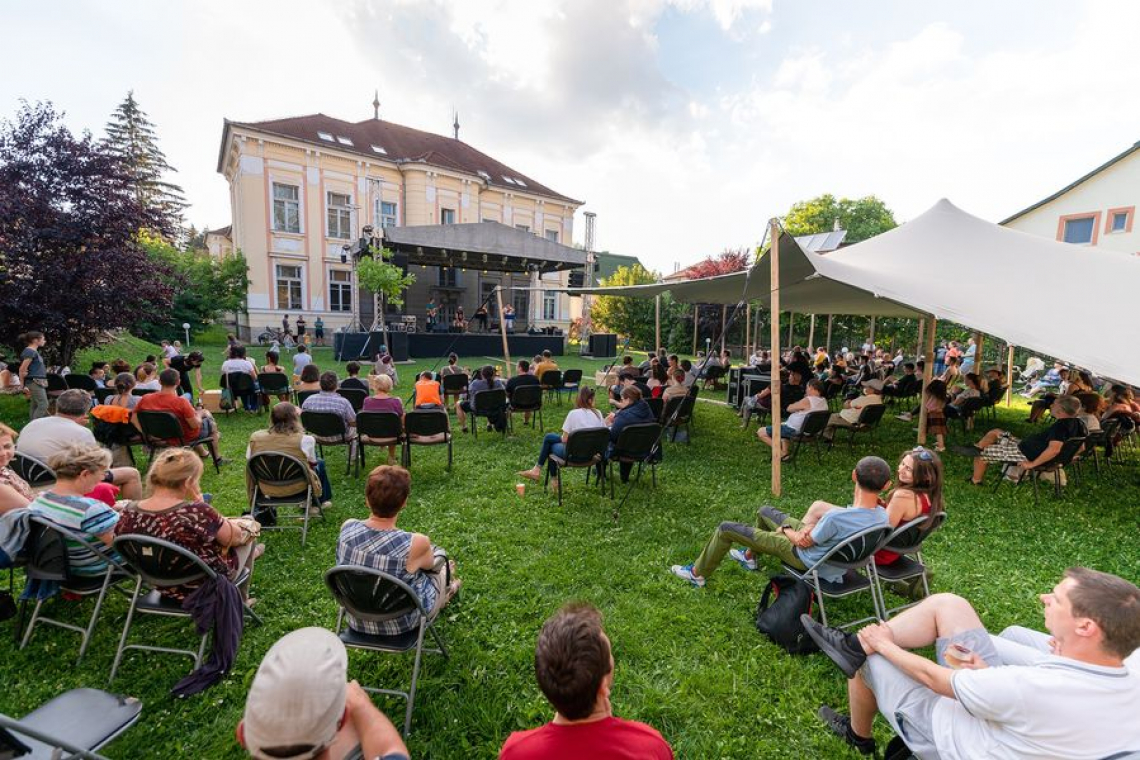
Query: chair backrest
[[1044, 436, 1087, 468], [131, 388, 155, 397], [645, 397, 664, 420], [562, 369, 583, 386], [337, 387, 367, 412], [301, 410, 349, 440], [136, 410, 187, 444], [805, 524, 894, 573], [11, 452, 57, 487], [226, 372, 255, 394], [882, 511, 947, 555], [509, 384, 543, 411], [24, 515, 126, 584], [823, 381, 842, 400], [258, 371, 290, 394], [613, 422, 662, 459], [706, 365, 727, 381], [113, 534, 213, 588], [63, 373, 98, 392], [798, 409, 831, 437], [295, 389, 318, 406], [856, 403, 887, 428], [960, 397, 985, 416], [404, 409, 450, 438], [1095, 417, 1122, 443], [356, 411, 403, 440], [539, 369, 562, 388], [686, 384, 700, 399], [247, 451, 311, 495], [563, 428, 611, 464], [325, 565, 424, 624], [441, 373, 469, 394], [45, 374, 69, 393], [662, 395, 694, 425], [473, 388, 507, 414], [94, 387, 116, 405]]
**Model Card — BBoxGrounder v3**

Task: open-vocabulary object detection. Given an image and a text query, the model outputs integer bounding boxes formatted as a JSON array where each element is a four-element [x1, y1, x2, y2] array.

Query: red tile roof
[[220, 113, 581, 205]]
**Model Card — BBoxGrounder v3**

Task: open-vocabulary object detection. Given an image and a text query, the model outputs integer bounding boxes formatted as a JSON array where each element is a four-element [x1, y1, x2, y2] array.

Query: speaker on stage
[[589, 333, 617, 358]]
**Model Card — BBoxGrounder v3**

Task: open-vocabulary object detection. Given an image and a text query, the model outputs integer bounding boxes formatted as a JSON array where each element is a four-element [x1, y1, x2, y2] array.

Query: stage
[[335, 331, 565, 361]]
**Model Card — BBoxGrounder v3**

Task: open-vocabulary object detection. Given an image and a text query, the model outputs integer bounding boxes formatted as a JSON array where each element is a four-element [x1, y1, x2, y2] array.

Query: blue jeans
[[313, 459, 333, 502], [536, 433, 565, 475], [764, 424, 798, 438]]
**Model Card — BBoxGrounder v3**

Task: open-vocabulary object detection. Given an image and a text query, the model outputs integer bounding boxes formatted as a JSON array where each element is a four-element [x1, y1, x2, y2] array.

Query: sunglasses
[[910, 446, 934, 461]]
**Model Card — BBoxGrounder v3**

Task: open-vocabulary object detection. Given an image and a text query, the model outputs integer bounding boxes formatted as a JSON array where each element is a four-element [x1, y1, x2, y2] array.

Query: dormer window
[[336, 136, 354, 146], [317, 131, 334, 141], [371, 145, 388, 155]]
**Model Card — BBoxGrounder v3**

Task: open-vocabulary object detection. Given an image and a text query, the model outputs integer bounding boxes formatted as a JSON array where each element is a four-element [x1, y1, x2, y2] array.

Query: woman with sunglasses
[[874, 446, 945, 570]]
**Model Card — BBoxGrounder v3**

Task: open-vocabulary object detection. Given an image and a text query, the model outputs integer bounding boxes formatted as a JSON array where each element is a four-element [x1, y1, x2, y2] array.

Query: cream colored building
[[216, 111, 583, 339], [204, 225, 234, 257], [1002, 140, 1139, 255]]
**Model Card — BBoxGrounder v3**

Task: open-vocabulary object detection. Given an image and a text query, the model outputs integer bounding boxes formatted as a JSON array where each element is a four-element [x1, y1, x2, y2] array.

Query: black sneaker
[[818, 705, 876, 756], [950, 444, 982, 457], [801, 614, 866, 678]]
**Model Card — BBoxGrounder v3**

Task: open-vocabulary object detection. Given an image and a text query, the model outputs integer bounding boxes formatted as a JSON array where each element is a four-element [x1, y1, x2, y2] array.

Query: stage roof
[[382, 221, 587, 274]]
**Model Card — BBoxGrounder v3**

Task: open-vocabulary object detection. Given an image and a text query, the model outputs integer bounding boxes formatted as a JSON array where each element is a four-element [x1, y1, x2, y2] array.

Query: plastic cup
[[515, 483, 526, 497], [944, 642, 972, 669]]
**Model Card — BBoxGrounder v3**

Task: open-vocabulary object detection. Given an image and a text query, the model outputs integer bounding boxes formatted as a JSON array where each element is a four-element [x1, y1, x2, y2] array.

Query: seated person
[[239, 627, 409, 760], [133, 362, 160, 391], [373, 354, 399, 388], [804, 568, 1140, 759], [0, 422, 33, 526], [134, 369, 221, 454], [301, 371, 358, 443], [670, 456, 891, 587], [740, 368, 806, 425], [757, 378, 829, 459], [662, 369, 689, 401], [88, 363, 108, 389], [248, 402, 332, 509], [221, 345, 260, 411], [413, 371, 443, 409], [291, 344, 312, 377], [873, 447, 944, 569], [823, 380, 883, 441], [680, 359, 697, 387], [339, 361, 369, 391], [965, 394, 1085, 485], [506, 359, 541, 424], [118, 448, 263, 601], [1020, 361, 1064, 398], [646, 363, 669, 398], [518, 386, 606, 491], [28, 443, 120, 576], [609, 370, 651, 407], [18, 388, 142, 499], [295, 363, 321, 392], [1027, 368, 1091, 423], [882, 363, 920, 398], [335, 465, 460, 634], [605, 386, 657, 483], [534, 350, 559, 381], [359, 375, 405, 467], [499, 603, 673, 759], [456, 365, 506, 433], [439, 352, 467, 377], [944, 372, 985, 420]]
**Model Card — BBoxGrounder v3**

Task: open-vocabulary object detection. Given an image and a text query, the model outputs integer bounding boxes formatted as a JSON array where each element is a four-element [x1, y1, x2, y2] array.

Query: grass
[[1, 334, 1137, 758]]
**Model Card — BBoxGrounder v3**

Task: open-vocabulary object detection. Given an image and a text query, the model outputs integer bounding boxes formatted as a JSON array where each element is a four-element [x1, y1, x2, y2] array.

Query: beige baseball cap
[[242, 628, 348, 760], [862, 379, 885, 392]]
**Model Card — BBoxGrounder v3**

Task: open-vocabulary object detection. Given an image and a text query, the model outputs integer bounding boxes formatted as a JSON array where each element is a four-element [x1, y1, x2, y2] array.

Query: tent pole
[[787, 311, 794, 347], [825, 315, 833, 353], [720, 304, 727, 354], [496, 286, 512, 377], [915, 318, 925, 361], [917, 316, 936, 444], [769, 220, 783, 497], [745, 303, 751, 357], [973, 331, 984, 371], [755, 305, 763, 351], [655, 295, 661, 351], [808, 314, 816, 351], [692, 305, 699, 355], [869, 316, 877, 347], [1005, 344, 1015, 406]]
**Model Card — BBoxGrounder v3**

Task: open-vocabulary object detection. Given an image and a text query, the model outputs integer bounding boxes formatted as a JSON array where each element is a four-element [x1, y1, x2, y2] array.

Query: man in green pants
[[670, 456, 891, 587]]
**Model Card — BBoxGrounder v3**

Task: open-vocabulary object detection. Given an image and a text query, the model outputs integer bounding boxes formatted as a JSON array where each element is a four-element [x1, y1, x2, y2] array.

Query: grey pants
[[28, 381, 49, 420]]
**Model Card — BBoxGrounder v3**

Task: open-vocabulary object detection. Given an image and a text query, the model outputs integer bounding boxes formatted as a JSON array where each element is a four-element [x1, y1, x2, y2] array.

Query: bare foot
[[518, 467, 541, 482], [446, 578, 463, 601], [252, 543, 267, 561]]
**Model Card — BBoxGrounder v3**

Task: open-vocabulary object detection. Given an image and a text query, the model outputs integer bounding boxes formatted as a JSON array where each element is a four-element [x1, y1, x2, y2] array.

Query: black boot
[[818, 705, 877, 756]]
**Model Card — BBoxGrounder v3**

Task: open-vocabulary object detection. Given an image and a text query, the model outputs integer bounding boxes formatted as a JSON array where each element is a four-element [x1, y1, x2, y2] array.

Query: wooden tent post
[[745, 303, 751, 357], [915, 318, 925, 361], [720, 304, 727, 353], [655, 295, 661, 351], [787, 311, 794, 346], [1005, 344, 1015, 406], [868, 316, 877, 347], [807, 314, 816, 350], [769, 220, 783, 497], [692, 305, 699, 355], [825, 315, 834, 352], [973, 331, 984, 371], [917, 316, 936, 444], [496, 286, 511, 377]]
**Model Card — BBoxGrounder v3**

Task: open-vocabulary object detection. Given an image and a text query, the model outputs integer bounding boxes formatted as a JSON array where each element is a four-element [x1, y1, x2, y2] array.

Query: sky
[[3, 0, 1139, 273]]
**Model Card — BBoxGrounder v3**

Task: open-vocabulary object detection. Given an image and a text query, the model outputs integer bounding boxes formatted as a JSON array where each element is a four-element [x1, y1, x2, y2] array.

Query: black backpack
[[755, 575, 819, 655]]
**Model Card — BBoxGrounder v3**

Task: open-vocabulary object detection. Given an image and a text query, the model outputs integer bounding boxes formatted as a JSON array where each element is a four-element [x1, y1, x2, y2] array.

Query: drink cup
[[515, 483, 526, 497], [944, 642, 973, 669]]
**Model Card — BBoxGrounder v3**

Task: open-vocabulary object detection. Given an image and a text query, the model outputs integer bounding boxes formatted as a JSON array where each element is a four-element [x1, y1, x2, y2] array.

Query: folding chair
[[325, 566, 449, 736], [257, 371, 291, 406], [1084, 418, 1121, 476], [357, 411, 405, 468], [135, 410, 222, 473], [547, 428, 610, 508], [403, 410, 452, 470], [440, 373, 468, 412], [507, 384, 543, 432], [0, 688, 142, 760], [827, 404, 887, 452], [11, 452, 56, 491], [469, 388, 508, 439], [130, 388, 155, 398], [644, 397, 664, 421], [301, 410, 359, 477], [295, 389, 318, 407], [784, 410, 831, 464], [560, 369, 583, 401], [224, 372, 260, 413], [953, 397, 985, 433], [110, 534, 261, 683], [45, 373, 69, 405], [337, 387, 368, 413], [539, 370, 564, 405], [994, 437, 1087, 505], [872, 512, 947, 618], [93, 387, 116, 405], [247, 452, 322, 546], [19, 516, 134, 662], [660, 395, 695, 443], [63, 374, 98, 393], [607, 422, 662, 498], [782, 524, 893, 629]]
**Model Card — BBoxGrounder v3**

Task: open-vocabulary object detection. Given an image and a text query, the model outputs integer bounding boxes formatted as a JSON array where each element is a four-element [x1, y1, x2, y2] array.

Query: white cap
[[242, 628, 348, 760]]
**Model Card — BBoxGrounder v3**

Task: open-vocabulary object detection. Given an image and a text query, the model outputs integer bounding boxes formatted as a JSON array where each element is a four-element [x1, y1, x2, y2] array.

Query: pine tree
[[103, 90, 186, 230]]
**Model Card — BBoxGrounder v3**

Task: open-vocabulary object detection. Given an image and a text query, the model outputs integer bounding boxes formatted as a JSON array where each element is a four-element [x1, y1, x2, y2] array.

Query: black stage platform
[[335, 331, 564, 361]]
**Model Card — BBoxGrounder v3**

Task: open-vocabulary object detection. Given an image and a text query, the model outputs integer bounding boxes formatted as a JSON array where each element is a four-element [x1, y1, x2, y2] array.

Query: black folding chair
[[295, 389, 319, 407], [19, 516, 134, 662], [110, 535, 261, 683], [338, 387, 368, 413], [644, 397, 664, 421], [539, 370, 563, 405], [301, 410, 359, 477], [440, 373, 468, 412], [247, 452, 322, 546], [0, 688, 142, 760], [357, 411, 405, 467], [607, 422, 662, 498], [93, 387, 116, 405], [135, 409, 221, 473], [223, 372, 260, 413], [257, 371, 291, 405], [46, 373, 68, 406], [661, 395, 695, 443], [995, 436, 1087, 504], [785, 410, 831, 464], [63, 373, 98, 392], [873, 513, 947, 618], [782, 524, 894, 629], [827, 404, 887, 452], [953, 397, 985, 433], [470, 388, 508, 439], [11, 452, 56, 490], [325, 566, 449, 736], [547, 428, 610, 508], [1084, 418, 1121, 475], [701, 364, 727, 390], [560, 369, 583, 401], [130, 388, 155, 398], [403, 410, 452, 470], [507, 384, 543, 432]]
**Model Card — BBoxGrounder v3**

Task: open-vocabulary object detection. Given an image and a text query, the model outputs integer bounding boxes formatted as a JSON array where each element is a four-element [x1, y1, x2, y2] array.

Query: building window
[[1062, 215, 1096, 244], [481, 282, 499, 318], [275, 264, 303, 310], [329, 269, 352, 312], [542, 291, 557, 320], [327, 192, 352, 239], [1106, 207, 1134, 234], [272, 183, 301, 233], [379, 201, 398, 228], [438, 267, 459, 288], [441, 208, 456, 225], [515, 224, 530, 232], [544, 229, 559, 243]]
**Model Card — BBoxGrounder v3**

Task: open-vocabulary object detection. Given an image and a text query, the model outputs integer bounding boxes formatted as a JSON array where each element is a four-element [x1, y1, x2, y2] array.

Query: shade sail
[[571, 199, 1140, 385]]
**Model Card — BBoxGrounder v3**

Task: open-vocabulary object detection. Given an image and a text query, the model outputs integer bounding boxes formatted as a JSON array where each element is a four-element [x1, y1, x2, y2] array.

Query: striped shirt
[[29, 491, 119, 576], [336, 519, 437, 636]]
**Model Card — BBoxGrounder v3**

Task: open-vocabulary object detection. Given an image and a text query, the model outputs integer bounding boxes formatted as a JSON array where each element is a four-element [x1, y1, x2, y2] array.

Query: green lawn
[[1, 335, 1136, 759]]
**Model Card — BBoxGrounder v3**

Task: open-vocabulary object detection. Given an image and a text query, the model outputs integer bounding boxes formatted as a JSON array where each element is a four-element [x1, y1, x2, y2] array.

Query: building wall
[[1004, 151, 1140, 255], [221, 128, 580, 340]]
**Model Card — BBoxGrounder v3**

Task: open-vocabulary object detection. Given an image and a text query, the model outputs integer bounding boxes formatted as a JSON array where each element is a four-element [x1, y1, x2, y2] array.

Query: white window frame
[[328, 268, 353, 313], [272, 182, 302, 234], [275, 263, 304, 310], [441, 208, 456, 225], [377, 200, 398, 228], [1062, 215, 1096, 245], [515, 224, 530, 232], [544, 229, 559, 243], [542, 291, 557, 320], [1110, 211, 1128, 232], [327, 191, 352, 239]]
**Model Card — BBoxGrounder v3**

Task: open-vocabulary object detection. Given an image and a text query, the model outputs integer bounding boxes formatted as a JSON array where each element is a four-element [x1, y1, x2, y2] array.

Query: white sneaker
[[730, 548, 757, 571], [670, 564, 706, 587], [896, 413, 912, 421]]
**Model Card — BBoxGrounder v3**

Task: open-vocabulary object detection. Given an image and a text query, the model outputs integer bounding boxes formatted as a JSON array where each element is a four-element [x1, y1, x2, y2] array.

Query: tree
[[357, 245, 417, 350], [681, 247, 752, 279], [0, 101, 175, 366], [783, 194, 897, 243], [103, 91, 186, 231], [590, 264, 687, 351]]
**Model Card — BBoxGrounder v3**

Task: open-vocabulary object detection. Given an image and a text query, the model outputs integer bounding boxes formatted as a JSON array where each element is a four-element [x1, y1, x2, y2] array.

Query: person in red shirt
[[134, 368, 220, 453], [499, 603, 673, 760]]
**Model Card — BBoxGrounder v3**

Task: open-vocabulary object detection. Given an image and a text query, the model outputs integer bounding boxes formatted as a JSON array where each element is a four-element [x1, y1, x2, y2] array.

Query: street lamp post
[[182, 322, 191, 347]]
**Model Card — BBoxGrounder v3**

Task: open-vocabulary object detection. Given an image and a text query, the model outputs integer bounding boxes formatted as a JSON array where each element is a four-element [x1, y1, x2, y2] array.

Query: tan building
[[204, 225, 234, 257], [216, 110, 583, 340]]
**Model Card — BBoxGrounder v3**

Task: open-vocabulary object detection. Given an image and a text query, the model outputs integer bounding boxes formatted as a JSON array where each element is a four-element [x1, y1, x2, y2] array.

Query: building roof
[[382, 221, 587, 274], [206, 225, 232, 238], [1000, 140, 1140, 225], [218, 113, 582, 205]]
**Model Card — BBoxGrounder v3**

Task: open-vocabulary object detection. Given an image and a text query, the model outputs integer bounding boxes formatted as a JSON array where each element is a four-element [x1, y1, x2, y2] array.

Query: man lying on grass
[[670, 456, 891, 587], [803, 567, 1140, 759]]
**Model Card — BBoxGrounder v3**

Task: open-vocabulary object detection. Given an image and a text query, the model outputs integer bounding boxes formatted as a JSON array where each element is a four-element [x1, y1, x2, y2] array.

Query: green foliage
[[102, 91, 186, 229], [134, 231, 249, 342], [357, 245, 416, 307], [589, 264, 687, 351], [783, 193, 897, 243]]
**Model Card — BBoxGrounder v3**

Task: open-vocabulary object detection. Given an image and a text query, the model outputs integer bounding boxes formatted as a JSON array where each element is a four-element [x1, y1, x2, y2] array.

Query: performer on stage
[[426, 299, 438, 331], [504, 304, 515, 333], [475, 305, 489, 332]]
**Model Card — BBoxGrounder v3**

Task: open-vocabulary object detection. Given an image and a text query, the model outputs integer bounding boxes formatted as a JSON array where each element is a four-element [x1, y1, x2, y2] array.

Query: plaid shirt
[[301, 391, 357, 427], [335, 520, 436, 635]]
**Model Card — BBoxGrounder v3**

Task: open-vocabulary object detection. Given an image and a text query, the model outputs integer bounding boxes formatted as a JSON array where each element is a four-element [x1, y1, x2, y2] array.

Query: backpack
[[755, 575, 819, 655]]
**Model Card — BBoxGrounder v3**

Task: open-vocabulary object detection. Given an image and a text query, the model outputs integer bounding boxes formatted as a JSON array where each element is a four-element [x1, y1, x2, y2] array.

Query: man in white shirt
[[804, 567, 1140, 759], [823, 380, 883, 442], [292, 344, 312, 376]]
